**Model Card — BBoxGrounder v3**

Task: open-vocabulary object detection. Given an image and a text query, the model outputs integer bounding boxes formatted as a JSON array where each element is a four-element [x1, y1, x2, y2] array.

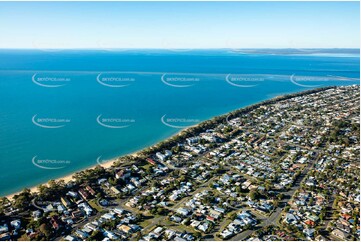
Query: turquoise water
[[0, 49, 359, 196]]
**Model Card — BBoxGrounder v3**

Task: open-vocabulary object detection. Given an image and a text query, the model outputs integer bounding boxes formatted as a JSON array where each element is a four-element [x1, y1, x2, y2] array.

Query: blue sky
[[0, 1, 359, 49]]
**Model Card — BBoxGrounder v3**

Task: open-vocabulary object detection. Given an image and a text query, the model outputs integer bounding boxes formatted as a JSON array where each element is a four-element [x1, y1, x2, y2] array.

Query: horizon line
[[0, 47, 360, 50]]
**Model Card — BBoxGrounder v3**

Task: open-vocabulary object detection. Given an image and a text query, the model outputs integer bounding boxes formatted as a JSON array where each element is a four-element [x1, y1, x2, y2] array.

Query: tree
[[194, 232, 202, 239], [135, 232, 142, 240], [249, 190, 259, 200], [90, 230, 103, 241], [156, 207, 167, 215], [108, 177, 117, 186], [284, 205, 290, 212], [151, 180, 160, 188], [150, 208, 157, 215], [229, 213, 237, 221], [273, 200, 279, 208], [39, 223, 52, 238], [13, 188, 32, 209]]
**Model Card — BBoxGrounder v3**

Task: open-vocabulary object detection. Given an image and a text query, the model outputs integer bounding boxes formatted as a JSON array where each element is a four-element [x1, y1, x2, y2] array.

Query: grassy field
[[139, 219, 152, 228], [88, 199, 103, 212]]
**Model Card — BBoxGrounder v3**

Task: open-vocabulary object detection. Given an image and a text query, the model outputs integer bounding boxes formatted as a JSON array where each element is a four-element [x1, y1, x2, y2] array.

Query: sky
[[0, 1, 359, 49]]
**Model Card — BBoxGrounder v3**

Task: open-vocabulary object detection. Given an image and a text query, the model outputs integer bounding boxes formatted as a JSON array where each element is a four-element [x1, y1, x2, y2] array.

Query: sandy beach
[[4, 130, 184, 201], [5, 157, 118, 200], [2, 86, 340, 201]]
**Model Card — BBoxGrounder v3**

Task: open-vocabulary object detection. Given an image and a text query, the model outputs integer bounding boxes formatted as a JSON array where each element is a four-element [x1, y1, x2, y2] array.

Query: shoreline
[[4, 132, 187, 200], [3, 85, 344, 200], [5, 157, 116, 200]]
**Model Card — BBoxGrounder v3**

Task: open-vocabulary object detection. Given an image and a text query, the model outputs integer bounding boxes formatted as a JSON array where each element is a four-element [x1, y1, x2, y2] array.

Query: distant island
[[229, 48, 360, 56], [0, 85, 359, 241]]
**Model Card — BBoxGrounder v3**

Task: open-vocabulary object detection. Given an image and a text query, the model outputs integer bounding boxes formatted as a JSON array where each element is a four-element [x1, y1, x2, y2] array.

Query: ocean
[[0, 49, 359, 196]]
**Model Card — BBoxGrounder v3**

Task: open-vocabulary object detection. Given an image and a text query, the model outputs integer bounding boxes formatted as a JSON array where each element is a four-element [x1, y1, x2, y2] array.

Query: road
[[230, 152, 319, 241]]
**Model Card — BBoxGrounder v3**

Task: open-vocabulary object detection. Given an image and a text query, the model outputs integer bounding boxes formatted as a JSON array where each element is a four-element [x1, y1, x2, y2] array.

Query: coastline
[[5, 157, 116, 200], [4, 131, 187, 200], [3, 85, 340, 200]]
